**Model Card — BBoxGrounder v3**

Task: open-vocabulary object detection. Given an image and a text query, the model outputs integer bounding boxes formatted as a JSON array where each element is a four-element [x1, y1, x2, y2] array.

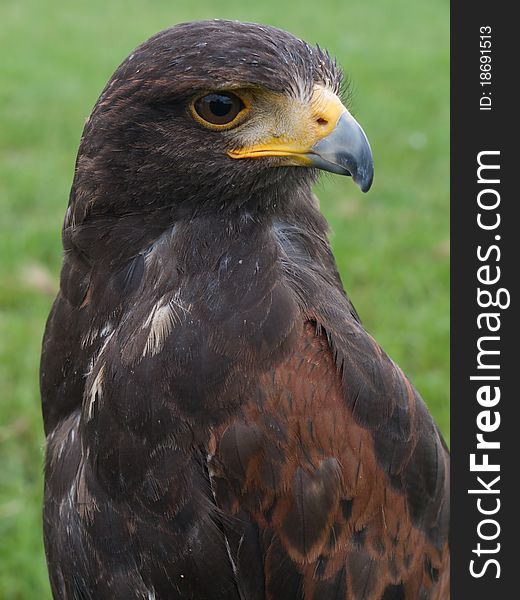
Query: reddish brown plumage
[[209, 322, 449, 600]]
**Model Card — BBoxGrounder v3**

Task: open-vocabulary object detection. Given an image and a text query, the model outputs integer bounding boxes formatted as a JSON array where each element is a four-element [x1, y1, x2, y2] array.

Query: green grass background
[[0, 0, 449, 596]]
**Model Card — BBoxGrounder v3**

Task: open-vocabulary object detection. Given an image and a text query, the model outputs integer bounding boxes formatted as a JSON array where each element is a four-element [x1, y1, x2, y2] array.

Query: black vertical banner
[[451, 3, 516, 598]]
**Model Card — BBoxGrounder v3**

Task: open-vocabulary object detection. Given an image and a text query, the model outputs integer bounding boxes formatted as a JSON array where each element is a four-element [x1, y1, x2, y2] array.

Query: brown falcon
[[41, 20, 450, 600]]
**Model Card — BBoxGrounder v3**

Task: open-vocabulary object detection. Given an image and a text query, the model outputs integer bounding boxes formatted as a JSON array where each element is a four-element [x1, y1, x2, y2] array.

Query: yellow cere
[[227, 85, 347, 164]]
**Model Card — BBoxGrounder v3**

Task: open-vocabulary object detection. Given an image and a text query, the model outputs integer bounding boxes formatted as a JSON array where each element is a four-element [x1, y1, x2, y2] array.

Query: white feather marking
[[47, 411, 80, 466], [85, 330, 114, 377], [100, 322, 113, 337], [81, 327, 99, 349], [81, 321, 113, 349], [87, 364, 105, 420], [142, 293, 191, 357]]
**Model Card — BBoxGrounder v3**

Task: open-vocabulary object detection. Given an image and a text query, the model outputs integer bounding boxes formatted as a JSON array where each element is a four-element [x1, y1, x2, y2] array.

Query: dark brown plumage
[[41, 20, 449, 599]]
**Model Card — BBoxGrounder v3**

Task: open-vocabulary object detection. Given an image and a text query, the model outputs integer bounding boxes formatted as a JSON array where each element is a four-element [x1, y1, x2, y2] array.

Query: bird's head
[[73, 20, 373, 219]]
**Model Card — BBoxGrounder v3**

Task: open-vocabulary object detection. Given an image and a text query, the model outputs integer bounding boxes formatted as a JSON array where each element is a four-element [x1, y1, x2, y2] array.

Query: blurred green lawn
[[0, 0, 449, 597]]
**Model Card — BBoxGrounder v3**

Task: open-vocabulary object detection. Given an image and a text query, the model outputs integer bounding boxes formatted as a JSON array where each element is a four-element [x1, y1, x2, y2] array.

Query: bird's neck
[[63, 179, 341, 322]]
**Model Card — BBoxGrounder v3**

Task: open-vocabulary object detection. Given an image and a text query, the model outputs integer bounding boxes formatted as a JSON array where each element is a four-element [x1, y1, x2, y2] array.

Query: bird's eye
[[192, 92, 246, 128]]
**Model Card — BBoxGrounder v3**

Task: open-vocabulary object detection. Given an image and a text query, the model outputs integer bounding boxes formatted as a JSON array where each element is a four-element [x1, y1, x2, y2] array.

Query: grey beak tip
[[308, 111, 374, 192], [354, 164, 374, 193]]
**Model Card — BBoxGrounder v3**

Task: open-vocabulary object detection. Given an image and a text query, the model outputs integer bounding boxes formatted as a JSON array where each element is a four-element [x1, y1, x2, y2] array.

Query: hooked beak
[[305, 111, 373, 192], [227, 85, 374, 192]]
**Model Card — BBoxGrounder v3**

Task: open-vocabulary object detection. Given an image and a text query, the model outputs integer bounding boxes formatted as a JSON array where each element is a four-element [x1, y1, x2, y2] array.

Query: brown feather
[[41, 20, 449, 600]]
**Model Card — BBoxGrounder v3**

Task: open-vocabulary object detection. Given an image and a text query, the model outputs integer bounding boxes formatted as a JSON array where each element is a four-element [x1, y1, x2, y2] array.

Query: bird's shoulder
[[209, 316, 449, 599]]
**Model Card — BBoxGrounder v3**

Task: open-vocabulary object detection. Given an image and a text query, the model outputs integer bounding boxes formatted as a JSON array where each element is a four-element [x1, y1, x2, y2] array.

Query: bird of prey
[[41, 20, 449, 600]]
